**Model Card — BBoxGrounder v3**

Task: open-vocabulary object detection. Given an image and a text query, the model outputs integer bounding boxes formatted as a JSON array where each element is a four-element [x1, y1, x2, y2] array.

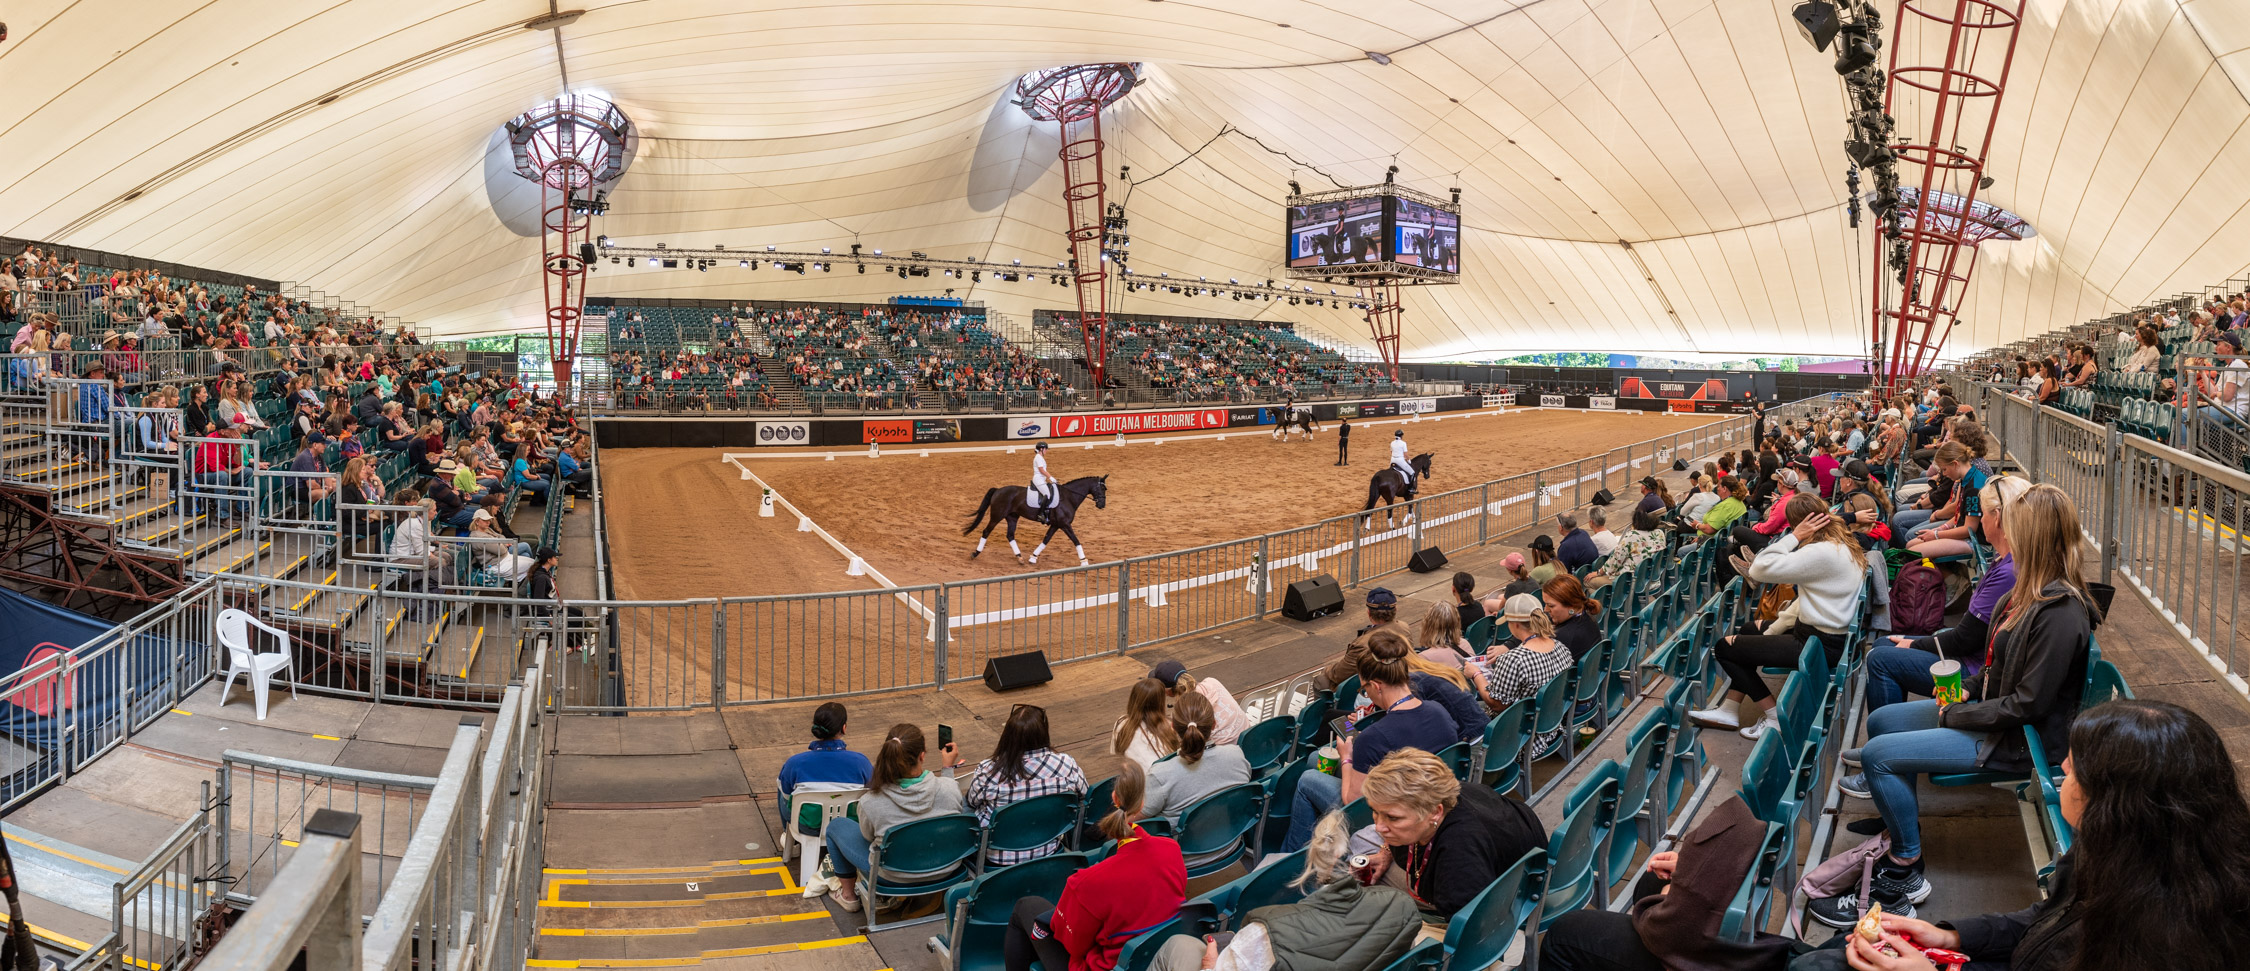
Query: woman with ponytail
[[1142, 692, 1250, 822], [1005, 760, 1186, 971], [1112, 677, 1179, 771], [820, 723, 964, 913]]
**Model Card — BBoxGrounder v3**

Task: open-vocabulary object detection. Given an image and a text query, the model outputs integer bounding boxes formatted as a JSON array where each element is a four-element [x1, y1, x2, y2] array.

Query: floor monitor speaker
[[983, 651, 1054, 692], [1282, 574, 1345, 621]]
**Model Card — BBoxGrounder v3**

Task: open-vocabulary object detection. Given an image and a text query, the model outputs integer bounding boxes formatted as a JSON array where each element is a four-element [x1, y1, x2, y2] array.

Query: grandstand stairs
[[753, 360, 807, 411], [538, 714, 887, 970], [579, 331, 612, 407]]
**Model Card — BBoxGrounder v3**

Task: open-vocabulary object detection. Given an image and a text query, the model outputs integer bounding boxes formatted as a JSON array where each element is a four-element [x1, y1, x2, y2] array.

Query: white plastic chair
[[216, 608, 298, 720], [781, 787, 867, 888]]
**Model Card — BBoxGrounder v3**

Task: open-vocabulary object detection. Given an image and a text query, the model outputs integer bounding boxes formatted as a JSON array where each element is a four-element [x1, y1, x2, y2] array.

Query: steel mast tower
[[508, 95, 631, 401], [1015, 64, 1141, 390]]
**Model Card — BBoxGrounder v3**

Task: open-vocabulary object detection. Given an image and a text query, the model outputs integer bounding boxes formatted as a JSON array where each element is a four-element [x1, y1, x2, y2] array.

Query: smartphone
[[938, 724, 953, 748], [1328, 715, 1358, 742]]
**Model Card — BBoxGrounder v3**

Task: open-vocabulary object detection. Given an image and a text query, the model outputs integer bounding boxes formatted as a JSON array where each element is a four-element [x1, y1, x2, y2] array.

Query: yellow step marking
[[538, 910, 828, 937], [0, 913, 162, 970], [169, 708, 192, 716], [524, 935, 868, 968], [540, 886, 803, 908], [456, 625, 486, 679], [542, 857, 783, 875], [313, 734, 343, 741]]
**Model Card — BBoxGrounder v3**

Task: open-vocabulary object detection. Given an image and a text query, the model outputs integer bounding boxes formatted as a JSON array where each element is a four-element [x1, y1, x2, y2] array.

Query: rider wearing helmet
[[1030, 442, 1057, 515], [1391, 429, 1416, 496]]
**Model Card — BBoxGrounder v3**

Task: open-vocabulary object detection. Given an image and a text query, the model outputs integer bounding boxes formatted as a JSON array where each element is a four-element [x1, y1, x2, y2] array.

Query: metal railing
[[1968, 380, 2250, 699]]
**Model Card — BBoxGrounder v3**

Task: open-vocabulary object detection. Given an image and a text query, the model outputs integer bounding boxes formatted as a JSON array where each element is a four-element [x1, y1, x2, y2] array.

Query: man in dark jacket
[[1557, 513, 1598, 571], [1540, 796, 1795, 971]]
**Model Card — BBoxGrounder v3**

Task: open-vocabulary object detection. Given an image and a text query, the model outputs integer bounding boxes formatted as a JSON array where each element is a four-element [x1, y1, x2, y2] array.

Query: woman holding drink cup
[[1810, 483, 2101, 928], [1856, 475, 2030, 716]]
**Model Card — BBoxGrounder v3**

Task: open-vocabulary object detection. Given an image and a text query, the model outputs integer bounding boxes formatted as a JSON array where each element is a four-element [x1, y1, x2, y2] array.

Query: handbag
[[1756, 583, 1797, 625]]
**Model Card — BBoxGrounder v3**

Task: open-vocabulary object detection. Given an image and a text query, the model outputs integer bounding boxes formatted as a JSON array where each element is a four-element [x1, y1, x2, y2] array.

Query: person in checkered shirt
[[966, 704, 1087, 865]]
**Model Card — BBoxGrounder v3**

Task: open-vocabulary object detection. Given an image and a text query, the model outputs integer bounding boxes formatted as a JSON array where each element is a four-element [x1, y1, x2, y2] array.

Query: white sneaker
[[1739, 713, 1780, 739], [1688, 703, 1741, 730], [829, 888, 862, 913]]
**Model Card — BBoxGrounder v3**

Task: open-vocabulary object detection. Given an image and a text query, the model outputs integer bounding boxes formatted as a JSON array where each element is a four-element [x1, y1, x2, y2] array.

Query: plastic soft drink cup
[[1314, 744, 1341, 777], [1931, 659, 1966, 706]]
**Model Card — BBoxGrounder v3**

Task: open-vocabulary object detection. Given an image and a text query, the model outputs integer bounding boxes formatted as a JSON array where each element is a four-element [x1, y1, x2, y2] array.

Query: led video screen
[[1287, 196, 1385, 268], [1389, 198, 1460, 273]]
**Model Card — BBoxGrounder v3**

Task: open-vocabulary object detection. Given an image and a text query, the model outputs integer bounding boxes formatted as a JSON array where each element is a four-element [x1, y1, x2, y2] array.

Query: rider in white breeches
[[1030, 442, 1057, 509], [1391, 430, 1416, 493]]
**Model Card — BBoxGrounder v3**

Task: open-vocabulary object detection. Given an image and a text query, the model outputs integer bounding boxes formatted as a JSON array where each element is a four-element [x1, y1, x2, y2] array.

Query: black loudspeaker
[[1408, 546, 1449, 573], [1591, 488, 1616, 506], [1792, 0, 1840, 52], [1673, 458, 1688, 471], [983, 651, 1054, 692], [1282, 574, 1345, 621], [578, 242, 597, 264]]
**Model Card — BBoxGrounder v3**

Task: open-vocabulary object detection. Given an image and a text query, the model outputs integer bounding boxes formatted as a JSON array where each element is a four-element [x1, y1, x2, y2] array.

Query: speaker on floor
[[1673, 458, 1688, 471], [983, 651, 1054, 692], [1591, 488, 1616, 506], [1282, 574, 1345, 621], [1408, 546, 1449, 573]]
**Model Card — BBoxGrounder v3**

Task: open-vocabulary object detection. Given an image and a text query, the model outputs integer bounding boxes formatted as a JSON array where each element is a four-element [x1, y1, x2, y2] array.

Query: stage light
[[971, 271, 980, 282], [597, 234, 611, 248], [1450, 187, 1461, 206], [822, 247, 831, 254], [738, 260, 748, 268], [872, 249, 882, 256], [1793, 0, 1840, 52], [767, 245, 777, 252], [645, 258, 658, 267], [1288, 179, 1302, 196], [857, 264, 866, 274], [1834, 34, 1877, 75], [1978, 175, 1996, 190], [1385, 165, 1398, 184]]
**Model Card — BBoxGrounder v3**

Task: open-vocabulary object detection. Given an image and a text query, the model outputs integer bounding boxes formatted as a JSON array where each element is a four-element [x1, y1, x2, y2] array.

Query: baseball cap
[[1500, 594, 1543, 623], [1841, 459, 1871, 481], [1639, 476, 1660, 490], [1501, 551, 1525, 572], [1147, 660, 1187, 687], [472, 508, 493, 521], [1528, 534, 1555, 553], [305, 431, 327, 445], [1365, 587, 1398, 607]]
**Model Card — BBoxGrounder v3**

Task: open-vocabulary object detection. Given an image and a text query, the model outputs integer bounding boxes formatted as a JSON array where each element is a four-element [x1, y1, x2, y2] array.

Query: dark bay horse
[[964, 475, 1109, 566], [1363, 453, 1433, 527], [1271, 406, 1319, 441]]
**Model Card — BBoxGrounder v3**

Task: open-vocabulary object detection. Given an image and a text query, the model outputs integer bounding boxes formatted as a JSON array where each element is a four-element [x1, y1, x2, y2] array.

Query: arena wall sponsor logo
[[1482, 394, 1507, 408], [755, 421, 809, 445], [1539, 395, 1567, 408], [863, 420, 914, 444], [1336, 404, 1361, 419], [1058, 410, 1212, 437], [1009, 417, 1051, 439], [1589, 396, 1617, 410], [1230, 409, 1268, 427], [1399, 397, 1438, 414], [914, 419, 963, 443]]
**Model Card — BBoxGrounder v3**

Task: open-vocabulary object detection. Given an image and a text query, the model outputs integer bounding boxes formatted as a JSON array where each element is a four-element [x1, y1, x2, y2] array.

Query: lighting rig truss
[[1282, 178, 1463, 378], [593, 240, 1379, 309]]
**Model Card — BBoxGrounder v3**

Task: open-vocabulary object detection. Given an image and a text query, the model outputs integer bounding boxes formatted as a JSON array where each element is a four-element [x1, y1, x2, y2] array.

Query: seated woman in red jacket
[[1005, 760, 1186, 971]]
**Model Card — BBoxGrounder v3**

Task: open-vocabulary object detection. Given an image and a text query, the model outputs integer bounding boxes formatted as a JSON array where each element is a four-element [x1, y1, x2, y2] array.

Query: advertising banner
[[1482, 394, 1507, 408], [1361, 400, 1401, 418], [862, 420, 914, 444], [1400, 397, 1438, 415], [1589, 396, 1617, 411], [913, 419, 963, 443], [1231, 408, 1272, 427], [1335, 403, 1360, 419], [1052, 409, 1229, 437], [754, 421, 811, 447], [1006, 417, 1050, 439], [1539, 395, 1567, 409], [1692, 400, 1758, 414]]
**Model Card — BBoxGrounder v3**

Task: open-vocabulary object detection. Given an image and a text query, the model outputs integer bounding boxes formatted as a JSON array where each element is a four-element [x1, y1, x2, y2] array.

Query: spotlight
[[1978, 175, 1996, 190], [697, 262, 707, 273], [663, 259, 678, 268], [1450, 187, 1461, 206], [857, 263, 866, 274], [821, 247, 831, 254], [645, 258, 658, 267], [971, 271, 980, 283], [738, 259, 748, 268], [1288, 179, 1302, 196], [766, 245, 777, 252], [1385, 165, 1398, 184], [1834, 33, 1878, 75], [1364, 50, 1392, 66], [1792, 0, 1841, 52], [597, 234, 611, 248]]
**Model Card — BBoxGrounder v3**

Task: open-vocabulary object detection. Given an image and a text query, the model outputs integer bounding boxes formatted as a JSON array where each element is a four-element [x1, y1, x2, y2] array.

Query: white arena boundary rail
[[1972, 381, 2250, 700]]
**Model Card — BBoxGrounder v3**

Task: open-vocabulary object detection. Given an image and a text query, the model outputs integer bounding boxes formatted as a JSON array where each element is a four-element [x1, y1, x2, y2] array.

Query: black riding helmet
[[1034, 442, 1049, 451]]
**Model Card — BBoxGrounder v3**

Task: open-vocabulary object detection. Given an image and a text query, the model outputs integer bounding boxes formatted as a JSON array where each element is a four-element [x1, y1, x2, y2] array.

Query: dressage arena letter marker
[[869, 442, 880, 458], [847, 556, 868, 577], [759, 490, 775, 518]]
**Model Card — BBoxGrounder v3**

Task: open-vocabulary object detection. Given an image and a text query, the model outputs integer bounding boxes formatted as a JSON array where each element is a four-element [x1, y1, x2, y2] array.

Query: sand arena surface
[[602, 409, 1732, 596]]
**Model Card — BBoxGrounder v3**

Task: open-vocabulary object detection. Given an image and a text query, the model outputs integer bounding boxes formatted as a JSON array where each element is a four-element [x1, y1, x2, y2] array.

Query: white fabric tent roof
[[2, 0, 2247, 360]]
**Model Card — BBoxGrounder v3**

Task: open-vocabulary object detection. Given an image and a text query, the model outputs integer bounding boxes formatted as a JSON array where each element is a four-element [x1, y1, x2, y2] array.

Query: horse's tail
[[1363, 474, 1386, 511], [963, 487, 998, 536]]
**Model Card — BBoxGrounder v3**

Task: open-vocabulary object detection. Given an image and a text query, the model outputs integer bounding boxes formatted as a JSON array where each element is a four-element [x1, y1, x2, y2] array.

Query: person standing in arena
[[1336, 417, 1351, 466]]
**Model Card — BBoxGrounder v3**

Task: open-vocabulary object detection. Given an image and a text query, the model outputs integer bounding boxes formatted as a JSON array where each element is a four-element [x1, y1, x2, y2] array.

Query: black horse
[[964, 475, 1109, 566], [1271, 406, 1319, 441], [1364, 453, 1434, 527]]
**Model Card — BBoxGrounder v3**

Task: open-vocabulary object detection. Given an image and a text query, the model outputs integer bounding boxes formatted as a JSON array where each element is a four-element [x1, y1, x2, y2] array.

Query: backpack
[[1891, 559, 1947, 636], [1792, 833, 1892, 935]]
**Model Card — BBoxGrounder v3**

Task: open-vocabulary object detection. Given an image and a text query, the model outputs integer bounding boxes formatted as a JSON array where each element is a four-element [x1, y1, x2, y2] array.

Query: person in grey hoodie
[[1142, 692, 1252, 826], [823, 722, 965, 913]]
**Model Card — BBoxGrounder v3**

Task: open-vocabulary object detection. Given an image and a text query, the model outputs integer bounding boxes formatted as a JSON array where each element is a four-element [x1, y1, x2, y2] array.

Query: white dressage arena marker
[[869, 442, 880, 458], [759, 491, 775, 517], [797, 515, 813, 532], [846, 556, 868, 577]]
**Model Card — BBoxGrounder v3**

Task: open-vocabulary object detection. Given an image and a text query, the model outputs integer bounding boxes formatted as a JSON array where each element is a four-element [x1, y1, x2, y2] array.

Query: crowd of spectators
[[1092, 318, 1391, 401]]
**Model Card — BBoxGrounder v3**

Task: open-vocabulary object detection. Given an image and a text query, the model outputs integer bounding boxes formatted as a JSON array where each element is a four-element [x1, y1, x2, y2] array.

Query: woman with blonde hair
[[1691, 493, 1867, 740], [1813, 483, 2101, 923], [1415, 601, 1469, 667], [1357, 747, 1545, 921], [1111, 677, 1178, 770], [1469, 593, 1573, 756]]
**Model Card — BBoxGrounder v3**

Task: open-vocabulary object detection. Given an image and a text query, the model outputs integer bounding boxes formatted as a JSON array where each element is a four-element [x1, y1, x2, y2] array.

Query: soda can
[[1931, 659, 1967, 706]]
